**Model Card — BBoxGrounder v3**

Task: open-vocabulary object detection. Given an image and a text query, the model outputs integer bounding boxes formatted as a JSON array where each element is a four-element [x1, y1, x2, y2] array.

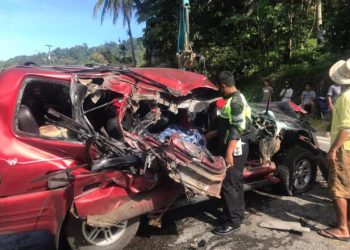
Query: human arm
[[280, 89, 285, 97], [327, 94, 350, 164], [327, 96, 334, 111], [269, 87, 273, 101], [225, 95, 245, 166], [327, 130, 350, 165], [327, 86, 334, 111], [225, 139, 238, 167], [301, 91, 305, 106], [311, 91, 316, 101]]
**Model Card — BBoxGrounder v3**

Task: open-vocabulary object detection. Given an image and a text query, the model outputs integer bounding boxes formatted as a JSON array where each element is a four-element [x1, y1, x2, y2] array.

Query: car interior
[[17, 79, 73, 139]]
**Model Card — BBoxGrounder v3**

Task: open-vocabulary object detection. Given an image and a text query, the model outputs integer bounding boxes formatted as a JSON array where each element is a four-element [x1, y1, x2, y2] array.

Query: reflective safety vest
[[219, 93, 251, 133]]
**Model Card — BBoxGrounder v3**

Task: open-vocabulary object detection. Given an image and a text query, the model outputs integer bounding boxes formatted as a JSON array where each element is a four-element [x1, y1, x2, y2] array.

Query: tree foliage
[[3, 0, 350, 99], [94, 0, 137, 66], [326, 1, 350, 52], [133, 0, 350, 100], [135, 0, 179, 66], [136, 0, 317, 80]]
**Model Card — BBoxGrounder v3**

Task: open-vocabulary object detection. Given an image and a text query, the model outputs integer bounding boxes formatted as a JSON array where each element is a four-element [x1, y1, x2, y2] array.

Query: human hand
[[326, 150, 337, 166], [225, 154, 234, 167]]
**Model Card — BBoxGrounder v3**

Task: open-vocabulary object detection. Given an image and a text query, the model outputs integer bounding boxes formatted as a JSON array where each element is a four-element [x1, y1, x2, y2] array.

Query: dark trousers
[[220, 136, 249, 227]]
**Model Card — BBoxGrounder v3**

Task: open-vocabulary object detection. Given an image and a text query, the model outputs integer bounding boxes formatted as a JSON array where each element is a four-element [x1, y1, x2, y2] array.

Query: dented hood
[[251, 102, 309, 131], [131, 68, 217, 96]]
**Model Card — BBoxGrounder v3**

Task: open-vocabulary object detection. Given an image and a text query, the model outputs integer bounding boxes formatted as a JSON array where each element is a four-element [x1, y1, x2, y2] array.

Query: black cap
[[218, 71, 235, 87]]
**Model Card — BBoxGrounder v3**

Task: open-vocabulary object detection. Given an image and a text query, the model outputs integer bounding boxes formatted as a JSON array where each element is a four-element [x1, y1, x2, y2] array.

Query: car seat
[[18, 104, 39, 134]]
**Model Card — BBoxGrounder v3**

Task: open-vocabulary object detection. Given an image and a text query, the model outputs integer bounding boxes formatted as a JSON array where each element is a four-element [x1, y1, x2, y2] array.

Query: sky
[[0, 0, 145, 61]]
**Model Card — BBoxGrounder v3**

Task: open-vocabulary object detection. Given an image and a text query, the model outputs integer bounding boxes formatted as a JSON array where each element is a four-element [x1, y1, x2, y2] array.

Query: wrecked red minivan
[[0, 65, 326, 249]]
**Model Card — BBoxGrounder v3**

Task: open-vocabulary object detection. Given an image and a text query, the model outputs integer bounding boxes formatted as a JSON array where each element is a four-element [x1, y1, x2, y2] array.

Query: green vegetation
[[94, 0, 137, 66], [133, 0, 350, 102], [1, 39, 145, 68], [3, 0, 350, 102]]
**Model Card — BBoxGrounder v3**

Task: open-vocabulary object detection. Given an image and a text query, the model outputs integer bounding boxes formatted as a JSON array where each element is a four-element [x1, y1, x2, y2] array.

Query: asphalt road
[[126, 135, 350, 250], [316, 134, 331, 152], [127, 180, 349, 250]]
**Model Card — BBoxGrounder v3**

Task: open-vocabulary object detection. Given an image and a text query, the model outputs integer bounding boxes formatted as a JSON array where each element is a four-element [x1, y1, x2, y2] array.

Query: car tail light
[[47, 172, 71, 189]]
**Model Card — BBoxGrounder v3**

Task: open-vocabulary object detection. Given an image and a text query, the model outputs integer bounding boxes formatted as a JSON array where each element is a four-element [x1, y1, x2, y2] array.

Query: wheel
[[65, 215, 140, 250], [277, 146, 317, 196]]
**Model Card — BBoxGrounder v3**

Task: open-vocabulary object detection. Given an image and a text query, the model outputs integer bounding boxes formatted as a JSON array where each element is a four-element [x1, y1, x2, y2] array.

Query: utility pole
[[45, 44, 53, 64]]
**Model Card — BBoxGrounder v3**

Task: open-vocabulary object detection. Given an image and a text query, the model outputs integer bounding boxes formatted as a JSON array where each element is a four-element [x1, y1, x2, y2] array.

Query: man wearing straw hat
[[318, 58, 350, 241]]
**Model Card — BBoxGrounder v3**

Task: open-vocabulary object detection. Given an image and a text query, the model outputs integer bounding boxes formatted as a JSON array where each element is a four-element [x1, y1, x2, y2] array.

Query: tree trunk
[[126, 15, 137, 67], [146, 47, 153, 67], [316, 0, 323, 45], [285, 0, 294, 64]]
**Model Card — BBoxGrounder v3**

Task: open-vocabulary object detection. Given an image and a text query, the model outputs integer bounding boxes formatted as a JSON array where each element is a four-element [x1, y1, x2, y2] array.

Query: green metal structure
[[176, 0, 206, 73], [177, 0, 191, 55]]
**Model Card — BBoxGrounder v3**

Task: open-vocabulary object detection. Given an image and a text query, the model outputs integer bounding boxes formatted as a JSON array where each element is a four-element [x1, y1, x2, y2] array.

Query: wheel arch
[[274, 145, 318, 196]]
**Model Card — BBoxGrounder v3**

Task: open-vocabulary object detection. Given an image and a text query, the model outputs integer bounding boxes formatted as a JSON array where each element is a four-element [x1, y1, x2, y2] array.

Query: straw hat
[[329, 58, 350, 85]]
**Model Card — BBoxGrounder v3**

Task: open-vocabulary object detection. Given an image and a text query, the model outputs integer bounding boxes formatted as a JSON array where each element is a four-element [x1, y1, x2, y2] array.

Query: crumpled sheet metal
[[168, 162, 226, 198]]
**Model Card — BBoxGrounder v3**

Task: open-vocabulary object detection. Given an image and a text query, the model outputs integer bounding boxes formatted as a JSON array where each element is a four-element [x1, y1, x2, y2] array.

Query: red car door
[[0, 75, 85, 236]]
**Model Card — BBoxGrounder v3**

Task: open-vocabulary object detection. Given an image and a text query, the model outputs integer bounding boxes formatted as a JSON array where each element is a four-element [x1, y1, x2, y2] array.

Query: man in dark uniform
[[207, 71, 251, 235]]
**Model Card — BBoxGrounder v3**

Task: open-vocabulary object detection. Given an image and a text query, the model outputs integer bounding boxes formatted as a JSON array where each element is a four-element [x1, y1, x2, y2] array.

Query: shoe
[[212, 224, 240, 235]]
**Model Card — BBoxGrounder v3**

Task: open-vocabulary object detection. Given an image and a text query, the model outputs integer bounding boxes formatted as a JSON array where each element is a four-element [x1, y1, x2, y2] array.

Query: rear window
[[14, 77, 78, 141]]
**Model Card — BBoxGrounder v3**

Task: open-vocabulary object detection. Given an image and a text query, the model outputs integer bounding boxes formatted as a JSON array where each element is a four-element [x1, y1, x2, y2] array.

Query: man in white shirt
[[301, 84, 316, 114]]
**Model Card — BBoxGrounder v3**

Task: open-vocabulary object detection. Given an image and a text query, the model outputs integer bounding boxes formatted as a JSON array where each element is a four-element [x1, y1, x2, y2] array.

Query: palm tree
[[94, 0, 137, 66]]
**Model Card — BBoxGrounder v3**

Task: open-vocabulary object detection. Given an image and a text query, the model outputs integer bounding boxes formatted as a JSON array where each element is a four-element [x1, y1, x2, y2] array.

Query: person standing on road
[[280, 81, 293, 102], [301, 84, 316, 115], [318, 58, 350, 241], [206, 71, 251, 235], [327, 83, 342, 112], [326, 83, 342, 136], [261, 79, 273, 102], [316, 79, 328, 99], [315, 79, 329, 119]]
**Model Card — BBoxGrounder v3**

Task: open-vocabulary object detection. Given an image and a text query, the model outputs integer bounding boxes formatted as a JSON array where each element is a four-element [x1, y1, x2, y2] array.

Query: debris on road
[[259, 219, 310, 233], [190, 238, 206, 249]]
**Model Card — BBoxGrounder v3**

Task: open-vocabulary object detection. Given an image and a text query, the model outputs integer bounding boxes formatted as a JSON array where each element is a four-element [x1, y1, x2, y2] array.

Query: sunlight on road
[[316, 136, 330, 152]]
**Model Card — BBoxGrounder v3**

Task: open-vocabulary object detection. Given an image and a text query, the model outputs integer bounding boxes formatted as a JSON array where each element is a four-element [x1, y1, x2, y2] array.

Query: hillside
[[0, 38, 145, 69]]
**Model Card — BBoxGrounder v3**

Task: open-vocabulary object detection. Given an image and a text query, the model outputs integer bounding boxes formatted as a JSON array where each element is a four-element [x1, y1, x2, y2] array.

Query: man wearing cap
[[318, 58, 350, 241], [207, 71, 251, 235]]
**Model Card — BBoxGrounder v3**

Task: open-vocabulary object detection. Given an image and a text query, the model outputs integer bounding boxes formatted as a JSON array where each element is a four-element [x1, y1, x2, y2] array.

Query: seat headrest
[[18, 105, 39, 134]]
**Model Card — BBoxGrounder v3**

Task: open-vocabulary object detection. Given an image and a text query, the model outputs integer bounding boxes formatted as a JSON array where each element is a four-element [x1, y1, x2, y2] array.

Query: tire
[[277, 146, 317, 196], [65, 215, 140, 250]]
